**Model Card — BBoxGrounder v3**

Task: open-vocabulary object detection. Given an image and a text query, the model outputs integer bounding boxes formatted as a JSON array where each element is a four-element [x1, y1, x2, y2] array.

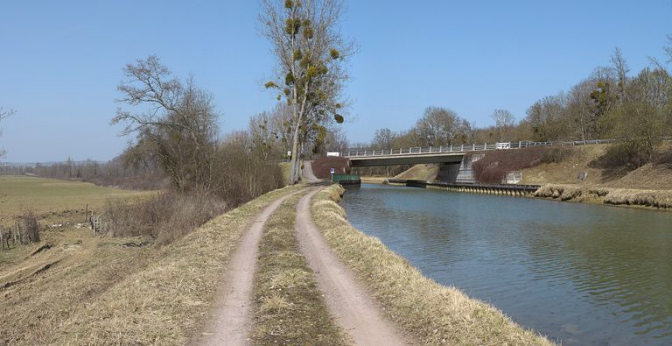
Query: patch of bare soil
[[295, 189, 409, 346]]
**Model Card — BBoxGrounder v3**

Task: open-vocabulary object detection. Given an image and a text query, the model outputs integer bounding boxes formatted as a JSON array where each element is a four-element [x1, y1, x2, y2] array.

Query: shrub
[[20, 209, 40, 243], [104, 192, 227, 244], [211, 142, 285, 206], [655, 148, 672, 167], [593, 142, 651, 170], [540, 147, 571, 164], [472, 147, 565, 184], [102, 141, 285, 244]]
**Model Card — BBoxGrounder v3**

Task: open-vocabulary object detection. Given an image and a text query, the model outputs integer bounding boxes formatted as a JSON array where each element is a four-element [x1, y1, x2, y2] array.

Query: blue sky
[[0, 0, 671, 162]]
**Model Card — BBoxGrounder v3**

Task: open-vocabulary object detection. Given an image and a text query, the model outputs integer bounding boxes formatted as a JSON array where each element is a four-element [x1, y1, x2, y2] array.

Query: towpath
[[200, 189, 305, 346], [295, 189, 409, 346]]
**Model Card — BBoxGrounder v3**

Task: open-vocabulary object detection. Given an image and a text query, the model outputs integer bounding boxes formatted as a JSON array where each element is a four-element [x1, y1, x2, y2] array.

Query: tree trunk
[[290, 123, 301, 184]]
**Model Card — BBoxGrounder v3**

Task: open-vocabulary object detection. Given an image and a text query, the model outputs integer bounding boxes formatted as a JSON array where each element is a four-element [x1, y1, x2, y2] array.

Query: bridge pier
[[436, 163, 460, 183]]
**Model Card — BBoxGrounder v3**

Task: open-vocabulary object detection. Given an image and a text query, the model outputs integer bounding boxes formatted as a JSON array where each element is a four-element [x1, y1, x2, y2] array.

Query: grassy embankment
[[392, 163, 439, 181], [518, 144, 672, 210], [312, 184, 554, 346], [251, 191, 350, 345], [360, 164, 439, 184], [0, 174, 303, 345]]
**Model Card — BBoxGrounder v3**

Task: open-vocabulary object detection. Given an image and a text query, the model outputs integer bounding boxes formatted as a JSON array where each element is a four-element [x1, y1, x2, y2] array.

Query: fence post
[[472, 144, 475, 151], [461, 144, 464, 151]]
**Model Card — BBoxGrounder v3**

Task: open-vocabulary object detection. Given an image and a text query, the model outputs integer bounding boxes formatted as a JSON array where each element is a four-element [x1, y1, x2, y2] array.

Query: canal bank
[[311, 184, 554, 345], [339, 183, 672, 345], [534, 184, 672, 211], [370, 175, 672, 212]]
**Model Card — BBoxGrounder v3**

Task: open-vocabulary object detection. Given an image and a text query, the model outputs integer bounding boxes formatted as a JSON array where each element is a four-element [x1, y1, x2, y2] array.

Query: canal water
[[340, 184, 672, 346]]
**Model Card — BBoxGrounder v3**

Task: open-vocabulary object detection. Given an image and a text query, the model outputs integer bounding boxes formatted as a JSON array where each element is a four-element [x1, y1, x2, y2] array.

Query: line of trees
[[366, 37, 672, 171], [367, 107, 476, 151]]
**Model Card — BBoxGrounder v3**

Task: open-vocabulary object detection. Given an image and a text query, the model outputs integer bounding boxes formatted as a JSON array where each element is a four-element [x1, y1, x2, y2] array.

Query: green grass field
[[0, 176, 151, 221]]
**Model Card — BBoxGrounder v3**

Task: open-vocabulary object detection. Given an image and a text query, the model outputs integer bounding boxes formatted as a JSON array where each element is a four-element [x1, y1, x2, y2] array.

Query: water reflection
[[341, 184, 672, 345]]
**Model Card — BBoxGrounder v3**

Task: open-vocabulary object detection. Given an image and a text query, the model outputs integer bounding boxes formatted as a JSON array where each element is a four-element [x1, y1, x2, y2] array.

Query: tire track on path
[[200, 188, 306, 346], [295, 189, 409, 346]]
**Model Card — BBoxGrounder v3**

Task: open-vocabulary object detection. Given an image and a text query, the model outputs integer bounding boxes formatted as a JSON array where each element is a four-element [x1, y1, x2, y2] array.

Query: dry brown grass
[[251, 192, 349, 345], [103, 191, 228, 244], [603, 163, 672, 190], [0, 223, 156, 345], [360, 176, 388, 184], [311, 185, 555, 346], [473, 147, 572, 184], [534, 184, 672, 210], [519, 145, 608, 185], [0, 184, 303, 345]]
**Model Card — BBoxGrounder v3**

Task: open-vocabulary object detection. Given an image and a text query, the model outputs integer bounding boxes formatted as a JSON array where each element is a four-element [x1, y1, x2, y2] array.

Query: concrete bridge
[[343, 139, 614, 183]]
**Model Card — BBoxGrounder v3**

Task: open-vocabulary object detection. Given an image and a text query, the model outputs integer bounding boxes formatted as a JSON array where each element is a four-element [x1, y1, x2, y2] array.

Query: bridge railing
[[344, 139, 618, 158]]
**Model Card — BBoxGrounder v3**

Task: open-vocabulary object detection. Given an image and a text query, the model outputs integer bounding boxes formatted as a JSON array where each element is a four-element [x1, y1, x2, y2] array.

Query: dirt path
[[301, 161, 322, 183], [200, 189, 305, 346], [295, 189, 409, 346]]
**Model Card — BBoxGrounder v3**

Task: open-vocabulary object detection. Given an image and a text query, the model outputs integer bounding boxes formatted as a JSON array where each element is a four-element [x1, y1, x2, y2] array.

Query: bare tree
[[491, 109, 515, 142], [322, 125, 349, 153], [268, 103, 296, 157], [260, 0, 354, 184], [249, 111, 277, 160], [566, 80, 599, 140], [0, 108, 14, 159], [372, 128, 395, 149], [610, 47, 630, 102], [112, 56, 219, 193], [414, 107, 463, 147], [525, 94, 570, 142]]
